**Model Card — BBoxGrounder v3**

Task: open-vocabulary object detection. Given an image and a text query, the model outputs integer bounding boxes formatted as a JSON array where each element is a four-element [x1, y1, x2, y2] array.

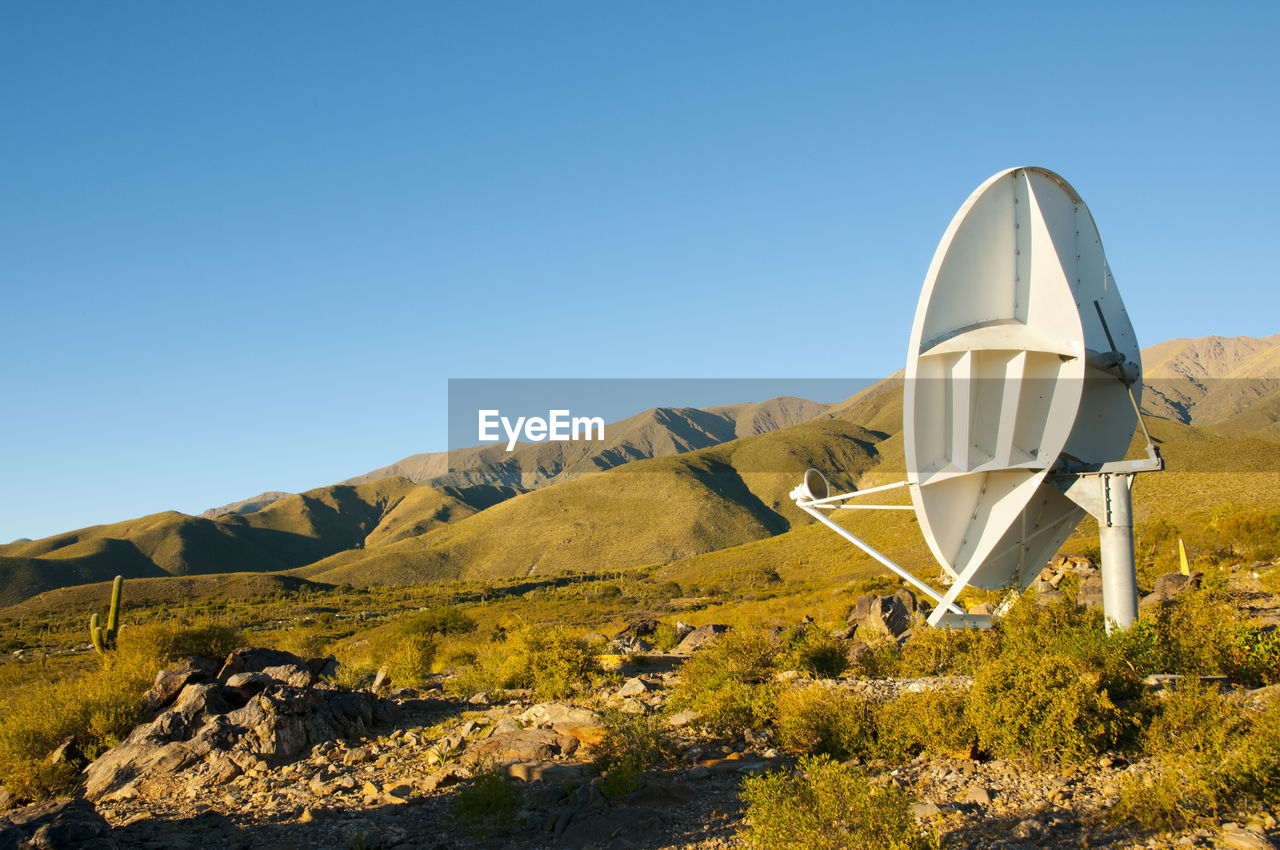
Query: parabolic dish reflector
[[904, 167, 1141, 591]]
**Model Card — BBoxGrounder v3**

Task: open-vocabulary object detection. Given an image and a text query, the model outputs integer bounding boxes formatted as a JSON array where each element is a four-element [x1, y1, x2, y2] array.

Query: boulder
[[216, 647, 313, 684], [0, 797, 115, 849], [1148, 571, 1203, 604], [674, 624, 729, 653], [852, 595, 912, 638], [615, 677, 650, 698], [847, 593, 878, 624], [1077, 574, 1104, 610], [140, 656, 220, 713], [462, 728, 578, 765], [520, 702, 605, 747], [84, 652, 404, 803]]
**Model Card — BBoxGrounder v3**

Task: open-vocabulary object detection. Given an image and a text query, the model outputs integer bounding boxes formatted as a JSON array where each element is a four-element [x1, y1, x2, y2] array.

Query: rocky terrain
[[3, 560, 1279, 849]]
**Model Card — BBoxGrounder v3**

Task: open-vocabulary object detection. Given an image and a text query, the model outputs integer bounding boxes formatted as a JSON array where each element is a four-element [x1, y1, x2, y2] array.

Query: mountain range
[[3, 334, 1278, 610]]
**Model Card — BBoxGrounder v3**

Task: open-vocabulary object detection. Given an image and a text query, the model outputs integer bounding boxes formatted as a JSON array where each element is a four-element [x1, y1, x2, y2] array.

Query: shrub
[[846, 639, 903, 679], [679, 678, 777, 737], [876, 686, 977, 761], [1137, 589, 1280, 685], [783, 627, 848, 678], [399, 608, 477, 638], [452, 762, 519, 835], [966, 652, 1134, 765], [774, 685, 877, 761], [740, 755, 934, 849], [334, 621, 438, 690], [0, 621, 243, 800], [592, 710, 681, 797], [669, 628, 782, 736], [650, 623, 681, 652], [1113, 684, 1280, 830], [449, 623, 601, 700], [273, 625, 331, 659], [896, 625, 988, 677]]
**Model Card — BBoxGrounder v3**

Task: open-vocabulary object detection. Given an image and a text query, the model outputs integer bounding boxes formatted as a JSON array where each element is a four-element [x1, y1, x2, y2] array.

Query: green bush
[[1134, 589, 1280, 685], [0, 620, 243, 800], [399, 607, 477, 638], [679, 678, 777, 737], [669, 628, 781, 735], [877, 686, 977, 762], [335, 627, 437, 690], [449, 622, 601, 700], [451, 762, 519, 835], [774, 685, 876, 761], [1112, 684, 1280, 830], [896, 625, 988, 677], [846, 639, 903, 679], [783, 627, 849, 678], [740, 755, 934, 850], [592, 710, 681, 797], [966, 652, 1135, 766]]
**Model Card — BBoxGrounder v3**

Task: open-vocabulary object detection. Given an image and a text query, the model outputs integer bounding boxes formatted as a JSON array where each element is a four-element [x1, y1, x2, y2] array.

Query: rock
[[48, 736, 80, 766], [1012, 818, 1044, 840], [1148, 571, 1204, 604], [223, 672, 274, 702], [0, 797, 116, 848], [420, 767, 463, 792], [674, 624, 729, 653], [894, 588, 918, 614], [674, 621, 694, 641], [370, 665, 390, 692], [84, 648, 404, 802], [519, 702, 605, 747], [612, 636, 653, 654], [854, 595, 912, 638], [558, 804, 669, 849], [1222, 826, 1275, 850], [307, 655, 340, 679], [667, 710, 698, 729], [963, 785, 993, 806], [140, 657, 220, 713], [968, 603, 996, 617], [462, 729, 578, 765], [911, 802, 941, 819], [507, 762, 585, 783], [614, 618, 660, 640], [489, 717, 521, 737], [688, 765, 710, 779], [216, 647, 313, 683], [1077, 574, 1104, 609], [616, 677, 650, 698], [467, 692, 489, 705]]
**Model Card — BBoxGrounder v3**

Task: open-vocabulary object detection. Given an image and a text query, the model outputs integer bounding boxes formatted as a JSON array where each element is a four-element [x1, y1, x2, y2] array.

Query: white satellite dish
[[791, 167, 1161, 631]]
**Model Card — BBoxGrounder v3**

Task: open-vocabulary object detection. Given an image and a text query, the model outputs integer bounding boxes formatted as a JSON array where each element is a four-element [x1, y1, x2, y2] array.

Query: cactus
[[89, 575, 124, 654]]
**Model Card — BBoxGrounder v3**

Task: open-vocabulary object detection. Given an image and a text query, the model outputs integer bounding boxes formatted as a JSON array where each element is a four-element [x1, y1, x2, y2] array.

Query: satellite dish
[[905, 167, 1139, 593], [791, 167, 1161, 630]]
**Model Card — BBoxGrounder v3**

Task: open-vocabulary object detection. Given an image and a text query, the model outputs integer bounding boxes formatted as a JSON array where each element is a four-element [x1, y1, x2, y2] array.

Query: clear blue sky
[[2, 1, 1277, 542]]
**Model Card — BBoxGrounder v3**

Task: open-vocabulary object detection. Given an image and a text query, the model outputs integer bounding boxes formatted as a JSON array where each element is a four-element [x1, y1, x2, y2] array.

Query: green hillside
[[294, 418, 888, 586], [0, 478, 500, 606]]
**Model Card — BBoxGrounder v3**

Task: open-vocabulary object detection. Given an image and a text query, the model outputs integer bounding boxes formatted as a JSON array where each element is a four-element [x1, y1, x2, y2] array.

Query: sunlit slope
[[343, 396, 832, 490], [2, 572, 335, 618], [295, 418, 889, 586], [0, 478, 474, 605]]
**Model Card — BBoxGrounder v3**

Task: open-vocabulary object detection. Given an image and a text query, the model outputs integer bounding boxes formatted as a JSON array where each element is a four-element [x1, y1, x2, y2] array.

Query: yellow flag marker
[[1178, 538, 1190, 576]]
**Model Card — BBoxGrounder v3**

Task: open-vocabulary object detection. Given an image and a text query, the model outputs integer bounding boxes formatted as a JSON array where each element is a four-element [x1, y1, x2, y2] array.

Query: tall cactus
[[89, 575, 124, 654]]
